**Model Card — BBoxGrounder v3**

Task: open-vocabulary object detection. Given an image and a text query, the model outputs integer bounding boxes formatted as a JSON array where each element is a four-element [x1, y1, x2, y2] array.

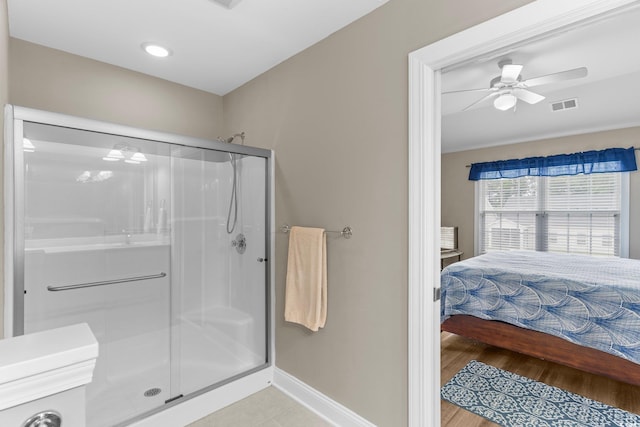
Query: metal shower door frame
[[3, 104, 274, 377]]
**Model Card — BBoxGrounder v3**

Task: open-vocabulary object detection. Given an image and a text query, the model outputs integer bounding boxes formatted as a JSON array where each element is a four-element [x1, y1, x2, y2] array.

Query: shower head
[[217, 132, 245, 145]]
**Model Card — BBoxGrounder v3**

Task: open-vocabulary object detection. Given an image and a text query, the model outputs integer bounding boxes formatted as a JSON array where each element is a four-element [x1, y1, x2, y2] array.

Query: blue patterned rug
[[441, 360, 640, 427]]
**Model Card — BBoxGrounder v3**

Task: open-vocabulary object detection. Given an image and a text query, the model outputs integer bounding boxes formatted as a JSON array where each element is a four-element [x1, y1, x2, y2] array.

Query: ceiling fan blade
[[512, 88, 545, 104], [521, 67, 588, 88], [462, 92, 500, 111], [442, 87, 492, 95], [501, 64, 523, 83]]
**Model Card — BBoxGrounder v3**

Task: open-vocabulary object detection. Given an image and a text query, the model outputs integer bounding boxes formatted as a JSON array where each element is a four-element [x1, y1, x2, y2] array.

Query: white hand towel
[[284, 226, 327, 331]]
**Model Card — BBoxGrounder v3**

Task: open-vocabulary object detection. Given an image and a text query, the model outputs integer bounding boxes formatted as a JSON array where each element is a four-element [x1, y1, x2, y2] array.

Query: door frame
[[407, 0, 640, 425]]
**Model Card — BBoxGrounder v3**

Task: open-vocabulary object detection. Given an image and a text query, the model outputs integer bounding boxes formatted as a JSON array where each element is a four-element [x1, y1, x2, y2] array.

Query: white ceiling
[[7, 0, 388, 96], [8, 1, 640, 152], [441, 5, 640, 153]]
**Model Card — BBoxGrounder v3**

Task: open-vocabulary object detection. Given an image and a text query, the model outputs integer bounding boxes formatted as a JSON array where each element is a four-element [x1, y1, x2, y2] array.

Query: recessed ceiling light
[[142, 43, 172, 58]]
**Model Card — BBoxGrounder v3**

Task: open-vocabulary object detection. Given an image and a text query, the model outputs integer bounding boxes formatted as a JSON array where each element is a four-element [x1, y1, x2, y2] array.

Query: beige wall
[[0, 0, 8, 339], [442, 126, 640, 262], [3, 0, 537, 424], [4, 40, 224, 336], [223, 0, 532, 425], [9, 39, 224, 140]]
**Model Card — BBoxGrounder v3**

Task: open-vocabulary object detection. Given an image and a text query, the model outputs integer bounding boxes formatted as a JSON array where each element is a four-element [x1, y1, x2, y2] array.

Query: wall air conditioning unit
[[212, 0, 243, 8]]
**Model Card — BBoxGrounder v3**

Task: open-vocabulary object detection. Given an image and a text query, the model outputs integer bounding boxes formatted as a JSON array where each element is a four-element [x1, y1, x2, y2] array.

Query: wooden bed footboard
[[441, 315, 640, 386]]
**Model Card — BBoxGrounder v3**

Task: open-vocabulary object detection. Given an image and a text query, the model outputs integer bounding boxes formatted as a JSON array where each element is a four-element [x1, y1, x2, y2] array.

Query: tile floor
[[186, 386, 333, 427]]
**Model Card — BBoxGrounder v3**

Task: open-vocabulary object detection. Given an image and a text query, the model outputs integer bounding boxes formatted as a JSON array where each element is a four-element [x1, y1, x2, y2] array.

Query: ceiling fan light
[[494, 93, 517, 111]]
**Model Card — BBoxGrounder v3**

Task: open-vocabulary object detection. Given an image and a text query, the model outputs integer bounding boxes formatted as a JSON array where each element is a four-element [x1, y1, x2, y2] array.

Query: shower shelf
[[25, 237, 170, 254]]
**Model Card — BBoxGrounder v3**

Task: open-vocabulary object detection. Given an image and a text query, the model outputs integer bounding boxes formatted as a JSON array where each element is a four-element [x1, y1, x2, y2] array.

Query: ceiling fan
[[443, 59, 588, 112]]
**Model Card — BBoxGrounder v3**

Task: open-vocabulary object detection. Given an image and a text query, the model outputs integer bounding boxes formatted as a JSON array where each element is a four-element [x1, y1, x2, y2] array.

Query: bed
[[440, 250, 640, 385]]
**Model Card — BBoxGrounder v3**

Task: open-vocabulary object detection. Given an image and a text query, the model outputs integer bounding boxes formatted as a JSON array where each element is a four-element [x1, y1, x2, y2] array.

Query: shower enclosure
[[3, 106, 273, 426]]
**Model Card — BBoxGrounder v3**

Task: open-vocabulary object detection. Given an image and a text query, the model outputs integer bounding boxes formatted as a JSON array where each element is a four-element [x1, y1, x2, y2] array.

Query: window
[[476, 172, 628, 257]]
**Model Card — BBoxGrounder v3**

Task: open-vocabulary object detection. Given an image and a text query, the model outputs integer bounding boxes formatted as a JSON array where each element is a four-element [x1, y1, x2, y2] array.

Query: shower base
[[88, 314, 264, 427]]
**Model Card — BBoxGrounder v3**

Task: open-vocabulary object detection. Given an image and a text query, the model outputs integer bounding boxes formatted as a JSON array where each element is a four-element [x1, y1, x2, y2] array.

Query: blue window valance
[[468, 147, 637, 181]]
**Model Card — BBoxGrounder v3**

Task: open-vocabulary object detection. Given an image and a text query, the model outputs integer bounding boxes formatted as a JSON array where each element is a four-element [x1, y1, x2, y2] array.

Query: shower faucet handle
[[231, 233, 247, 254]]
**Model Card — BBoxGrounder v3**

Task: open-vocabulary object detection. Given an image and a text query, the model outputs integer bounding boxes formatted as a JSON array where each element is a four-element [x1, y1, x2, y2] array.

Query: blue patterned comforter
[[441, 250, 640, 364]]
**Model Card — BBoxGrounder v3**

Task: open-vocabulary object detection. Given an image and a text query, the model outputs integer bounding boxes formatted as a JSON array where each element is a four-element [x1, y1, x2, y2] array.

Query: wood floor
[[441, 331, 640, 426]]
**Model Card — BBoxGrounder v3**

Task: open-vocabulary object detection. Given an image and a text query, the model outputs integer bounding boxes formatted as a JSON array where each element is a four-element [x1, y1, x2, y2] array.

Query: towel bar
[[280, 224, 352, 239], [47, 272, 167, 292]]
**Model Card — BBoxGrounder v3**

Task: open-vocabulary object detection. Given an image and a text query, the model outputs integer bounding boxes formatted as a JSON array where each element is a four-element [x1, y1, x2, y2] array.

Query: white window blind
[[477, 172, 624, 257]]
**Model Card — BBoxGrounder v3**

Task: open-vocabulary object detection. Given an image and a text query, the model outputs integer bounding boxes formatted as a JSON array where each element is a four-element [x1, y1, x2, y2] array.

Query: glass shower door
[[14, 116, 271, 426], [20, 122, 173, 427], [170, 146, 268, 398]]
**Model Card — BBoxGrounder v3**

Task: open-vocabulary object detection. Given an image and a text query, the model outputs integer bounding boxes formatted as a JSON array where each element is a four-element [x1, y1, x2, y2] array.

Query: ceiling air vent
[[550, 98, 578, 112], [211, 0, 242, 8]]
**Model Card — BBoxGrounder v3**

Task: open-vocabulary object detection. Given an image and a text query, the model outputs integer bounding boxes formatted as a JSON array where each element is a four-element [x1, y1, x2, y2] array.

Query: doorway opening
[[407, 1, 640, 426]]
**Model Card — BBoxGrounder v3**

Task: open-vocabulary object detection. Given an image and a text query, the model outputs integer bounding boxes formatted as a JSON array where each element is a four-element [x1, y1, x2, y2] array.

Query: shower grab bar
[[280, 224, 352, 239], [47, 272, 167, 292]]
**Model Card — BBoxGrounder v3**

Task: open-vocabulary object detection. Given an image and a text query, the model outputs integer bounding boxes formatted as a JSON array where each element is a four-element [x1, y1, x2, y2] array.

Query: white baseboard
[[273, 368, 376, 427]]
